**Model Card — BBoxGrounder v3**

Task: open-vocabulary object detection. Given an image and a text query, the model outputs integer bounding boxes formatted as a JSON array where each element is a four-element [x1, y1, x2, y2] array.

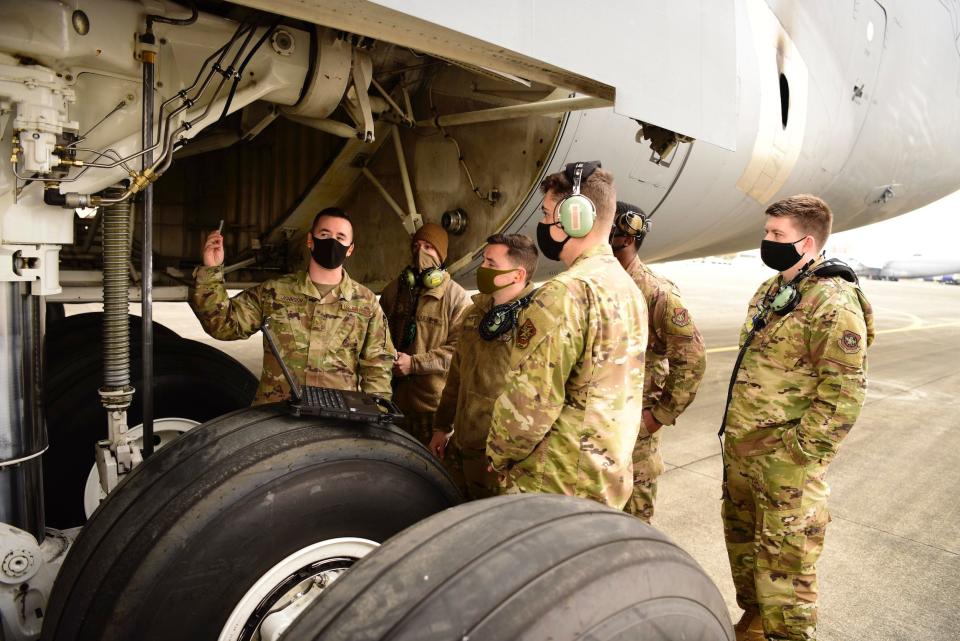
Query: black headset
[[612, 202, 651, 246], [478, 290, 537, 341]]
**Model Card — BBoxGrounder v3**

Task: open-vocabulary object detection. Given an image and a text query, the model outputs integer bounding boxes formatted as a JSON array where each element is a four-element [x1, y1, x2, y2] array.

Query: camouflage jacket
[[190, 265, 395, 405], [486, 243, 648, 509], [434, 284, 536, 451], [380, 272, 470, 415], [625, 256, 707, 425], [724, 258, 875, 463]]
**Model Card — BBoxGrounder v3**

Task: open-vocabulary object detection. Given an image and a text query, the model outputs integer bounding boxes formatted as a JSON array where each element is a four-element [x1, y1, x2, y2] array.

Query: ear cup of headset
[[770, 283, 801, 316], [558, 194, 596, 238], [420, 268, 445, 289], [615, 211, 650, 239], [402, 267, 418, 289]]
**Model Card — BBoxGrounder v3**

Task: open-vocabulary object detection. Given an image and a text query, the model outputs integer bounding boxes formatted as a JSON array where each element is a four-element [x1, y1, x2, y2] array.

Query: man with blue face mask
[[721, 195, 874, 641], [190, 207, 395, 405]]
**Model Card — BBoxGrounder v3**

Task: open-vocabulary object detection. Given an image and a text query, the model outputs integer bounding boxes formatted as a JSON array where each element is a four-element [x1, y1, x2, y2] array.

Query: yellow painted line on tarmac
[[874, 321, 960, 336], [704, 321, 960, 354], [705, 345, 741, 354]]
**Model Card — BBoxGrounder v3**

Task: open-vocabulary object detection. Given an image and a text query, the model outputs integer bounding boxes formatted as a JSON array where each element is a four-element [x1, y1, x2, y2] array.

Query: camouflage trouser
[[624, 429, 665, 523], [397, 411, 435, 447], [443, 444, 500, 501], [722, 429, 831, 641]]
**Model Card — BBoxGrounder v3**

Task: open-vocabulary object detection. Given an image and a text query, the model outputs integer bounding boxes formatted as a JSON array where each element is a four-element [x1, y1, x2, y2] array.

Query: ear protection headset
[[555, 161, 601, 238], [612, 206, 651, 244], [767, 258, 860, 319], [401, 265, 445, 290], [478, 289, 537, 341]]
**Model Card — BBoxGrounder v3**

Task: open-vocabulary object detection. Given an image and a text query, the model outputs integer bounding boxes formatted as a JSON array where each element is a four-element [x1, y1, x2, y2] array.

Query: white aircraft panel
[[234, 0, 737, 150], [371, 0, 737, 150]]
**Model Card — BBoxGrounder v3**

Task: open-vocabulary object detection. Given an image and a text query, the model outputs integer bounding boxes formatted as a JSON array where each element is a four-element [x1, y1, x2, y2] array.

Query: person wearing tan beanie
[[380, 223, 470, 446]]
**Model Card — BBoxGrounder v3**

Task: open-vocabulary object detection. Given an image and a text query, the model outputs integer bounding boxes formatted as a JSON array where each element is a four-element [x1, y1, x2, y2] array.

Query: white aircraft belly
[[231, 0, 738, 150]]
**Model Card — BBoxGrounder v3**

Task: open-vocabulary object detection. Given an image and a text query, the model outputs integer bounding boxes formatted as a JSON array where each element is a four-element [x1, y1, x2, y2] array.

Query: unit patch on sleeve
[[839, 330, 862, 354], [671, 307, 690, 327], [516, 318, 537, 349]]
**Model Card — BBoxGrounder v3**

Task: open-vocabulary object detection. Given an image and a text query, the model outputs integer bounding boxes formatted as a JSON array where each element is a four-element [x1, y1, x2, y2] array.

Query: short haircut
[[765, 194, 833, 248], [539, 167, 616, 224], [311, 207, 353, 239], [486, 233, 538, 282]]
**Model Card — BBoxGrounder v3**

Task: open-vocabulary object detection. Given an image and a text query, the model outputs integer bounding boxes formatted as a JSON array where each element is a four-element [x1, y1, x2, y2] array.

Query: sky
[[826, 189, 960, 268]]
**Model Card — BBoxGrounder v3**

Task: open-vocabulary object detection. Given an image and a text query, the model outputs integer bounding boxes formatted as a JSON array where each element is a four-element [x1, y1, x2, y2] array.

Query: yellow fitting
[[142, 50, 157, 64], [129, 172, 151, 194]]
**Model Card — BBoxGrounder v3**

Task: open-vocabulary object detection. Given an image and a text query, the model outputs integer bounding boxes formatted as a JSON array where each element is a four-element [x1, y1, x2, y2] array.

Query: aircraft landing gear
[[39, 407, 460, 641]]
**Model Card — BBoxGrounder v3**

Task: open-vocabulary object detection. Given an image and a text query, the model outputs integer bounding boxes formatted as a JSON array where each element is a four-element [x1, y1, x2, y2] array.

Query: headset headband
[[563, 161, 601, 194]]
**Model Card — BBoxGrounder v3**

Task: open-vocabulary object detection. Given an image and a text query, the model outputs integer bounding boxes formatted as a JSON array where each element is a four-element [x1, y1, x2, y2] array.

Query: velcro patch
[[839, 330, 862, 354], [277, 295, 305, 305], [672, 307, 690, 327], [516, 318, 537, 349]]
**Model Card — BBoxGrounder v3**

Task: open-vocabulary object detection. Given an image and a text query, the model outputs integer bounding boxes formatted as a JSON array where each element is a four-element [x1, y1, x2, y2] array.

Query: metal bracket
[[346, 50, 375, 142], [0, 525, 75, 641], [360, 126, 422, 235], [0, 245, 62, 296]]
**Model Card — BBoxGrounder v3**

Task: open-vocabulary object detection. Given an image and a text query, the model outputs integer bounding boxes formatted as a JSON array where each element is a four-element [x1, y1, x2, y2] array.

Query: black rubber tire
[[283, 494, 734, 641], [43, 322, 258, 528], [40, 406, 461, 641], [44, 313, 180, 401]]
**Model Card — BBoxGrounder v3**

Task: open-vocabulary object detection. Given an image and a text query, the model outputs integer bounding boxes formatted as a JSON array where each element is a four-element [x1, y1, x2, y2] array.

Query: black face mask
[[537, 222, 570, 262], [760, 238, 806, 272], [311, 236, 350, 269]]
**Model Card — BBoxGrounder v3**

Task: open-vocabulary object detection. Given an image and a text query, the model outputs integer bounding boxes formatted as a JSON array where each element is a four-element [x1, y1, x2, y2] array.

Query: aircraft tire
[[40, 406, 460, 641], [283, 494, 734, 641], [43, 323, 258, 528]]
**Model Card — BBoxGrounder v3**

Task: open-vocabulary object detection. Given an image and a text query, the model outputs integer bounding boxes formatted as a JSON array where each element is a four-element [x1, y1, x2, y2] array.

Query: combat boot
[[733, 610, 765, 641]]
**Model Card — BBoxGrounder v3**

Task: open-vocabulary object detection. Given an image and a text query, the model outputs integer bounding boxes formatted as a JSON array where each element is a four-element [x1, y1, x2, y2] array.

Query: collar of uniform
[[296, 270, 358, 303], [624, 253, 646, 278], [420, 271, 450, 300], [571, 241, 614, 268]]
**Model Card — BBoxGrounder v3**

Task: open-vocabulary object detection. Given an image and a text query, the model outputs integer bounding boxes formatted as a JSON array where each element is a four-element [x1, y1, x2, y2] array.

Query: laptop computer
[[261, 317, 403, 425]]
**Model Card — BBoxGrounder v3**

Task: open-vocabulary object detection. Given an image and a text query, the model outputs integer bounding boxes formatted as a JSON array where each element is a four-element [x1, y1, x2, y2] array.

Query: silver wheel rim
[[218, 537, 379, 641], [83, 417, 199, 518]]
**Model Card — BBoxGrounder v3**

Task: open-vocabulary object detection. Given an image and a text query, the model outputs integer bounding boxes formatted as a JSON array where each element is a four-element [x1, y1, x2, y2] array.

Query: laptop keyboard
[[302, 386, 347, 410]]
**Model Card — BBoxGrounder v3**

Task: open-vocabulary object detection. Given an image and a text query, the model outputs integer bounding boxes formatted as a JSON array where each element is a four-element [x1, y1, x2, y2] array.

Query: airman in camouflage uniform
[[431, 234, 539, 500], [722, 195, 874, 641], [611, 201, 706, 522], [486, 163, 648, 510], [190, 208, 394, 405], [380, 223, 470, 446]]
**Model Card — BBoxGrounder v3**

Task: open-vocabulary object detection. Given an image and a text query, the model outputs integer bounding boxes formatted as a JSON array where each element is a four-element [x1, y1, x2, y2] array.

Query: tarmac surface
[[98, 257, 960, 641]]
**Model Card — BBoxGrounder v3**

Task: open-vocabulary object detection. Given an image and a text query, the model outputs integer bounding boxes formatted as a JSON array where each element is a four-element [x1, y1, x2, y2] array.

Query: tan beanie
[[413, 223, 449, 263]]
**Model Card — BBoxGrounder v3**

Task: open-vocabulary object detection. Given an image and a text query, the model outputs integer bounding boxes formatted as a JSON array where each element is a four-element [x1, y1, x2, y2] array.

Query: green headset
[[764, 258, 860, 321], [555, 161, 601, 238], [401, 264, 445, 290]]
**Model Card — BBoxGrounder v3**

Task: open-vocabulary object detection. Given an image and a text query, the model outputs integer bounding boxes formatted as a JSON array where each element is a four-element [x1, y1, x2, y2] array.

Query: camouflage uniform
[[486, 243, 648, 509], [433, 283, 536, 500], [722, 258, 874, 641], [380, 272, 470, 445], [190, 265, 395, 405], [624, 256, 706, 522]]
